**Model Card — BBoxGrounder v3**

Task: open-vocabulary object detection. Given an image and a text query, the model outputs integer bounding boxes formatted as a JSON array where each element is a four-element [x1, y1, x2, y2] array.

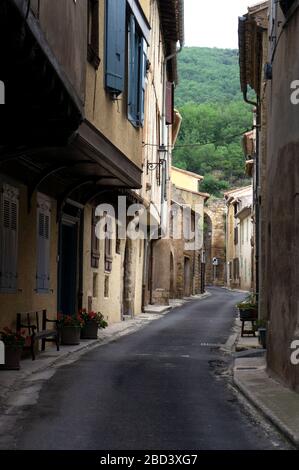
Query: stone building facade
[[238, 0, 269, 317], [169, 167, 209, 300], [225, 187, 253, 291], [238, 0, 299, 392], [0, 0, 184, 337], [263, 0, 299, 391]]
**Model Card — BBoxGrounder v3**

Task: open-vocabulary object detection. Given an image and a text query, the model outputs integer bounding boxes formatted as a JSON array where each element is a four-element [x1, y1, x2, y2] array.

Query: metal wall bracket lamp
[[146, 145, 167, 182], [146, 144, 167, 171]]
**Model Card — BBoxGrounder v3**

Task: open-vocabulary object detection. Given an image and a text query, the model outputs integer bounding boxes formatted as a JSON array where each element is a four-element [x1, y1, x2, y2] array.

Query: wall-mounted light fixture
[[146, 144, 167, 184]]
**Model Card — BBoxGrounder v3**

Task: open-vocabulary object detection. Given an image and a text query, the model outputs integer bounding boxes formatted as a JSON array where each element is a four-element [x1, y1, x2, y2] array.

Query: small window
[[233, 258, 240, 280], [104, 275, 109, 298], [233, 202, 238, 216], [88, 0, 101, 69], [104, 216, 113, 272], [92, 272, 98, 298], [0, 183, 19, 293], [234, 227, 238, 245], [36, 195, 51, 294], [116, 221, 121, 254], [91, 209, 100, 268]]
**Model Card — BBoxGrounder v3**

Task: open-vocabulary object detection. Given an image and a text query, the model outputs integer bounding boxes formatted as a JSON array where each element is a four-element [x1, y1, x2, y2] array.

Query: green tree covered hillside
[[173, 48, 253, 196]]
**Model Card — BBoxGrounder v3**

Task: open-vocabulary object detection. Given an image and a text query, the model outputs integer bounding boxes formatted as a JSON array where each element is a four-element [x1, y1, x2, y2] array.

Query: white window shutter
[[36, 194, 51, 293], [0, 183, 19, 293]]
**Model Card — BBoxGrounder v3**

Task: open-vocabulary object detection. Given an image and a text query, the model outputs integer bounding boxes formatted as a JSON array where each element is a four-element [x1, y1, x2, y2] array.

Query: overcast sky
[[184, 0, 258, 49]]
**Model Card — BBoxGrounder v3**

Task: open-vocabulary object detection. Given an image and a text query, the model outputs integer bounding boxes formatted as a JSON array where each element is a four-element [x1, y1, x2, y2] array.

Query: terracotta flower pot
[[60, 326, 81, 345], [81, 320, 99, 340], [0, 346, 22, 370]]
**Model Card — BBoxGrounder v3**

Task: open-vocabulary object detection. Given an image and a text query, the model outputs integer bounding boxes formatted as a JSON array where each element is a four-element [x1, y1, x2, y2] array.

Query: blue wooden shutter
[[105, 0, 126, 95], [36, 198, 51, 293], [0, 184, 19, 293], [138, 38, 147, 127], [128, 14, 138, 125]]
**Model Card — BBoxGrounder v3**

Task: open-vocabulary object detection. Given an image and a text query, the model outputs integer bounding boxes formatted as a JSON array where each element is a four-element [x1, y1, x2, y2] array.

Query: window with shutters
[[234, 227, 238, 245], [91, 209, 100, 268], [128, 14, 147, 127], [0, 183, 19, 293], [233, 258, 240, 281], [36, 195, 51, 294], [88, 0, 101, 70], [105, 0, 126, 95], [104, 216, 113, 273], [105, 0, 148, 124]]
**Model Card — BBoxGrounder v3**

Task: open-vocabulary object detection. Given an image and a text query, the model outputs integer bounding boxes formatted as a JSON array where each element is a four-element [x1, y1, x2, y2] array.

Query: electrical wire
[[142, 128, 252, 150]]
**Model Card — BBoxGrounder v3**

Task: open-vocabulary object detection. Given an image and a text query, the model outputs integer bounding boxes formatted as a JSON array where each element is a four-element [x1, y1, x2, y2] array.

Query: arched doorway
[[204, 212, 213, 285]]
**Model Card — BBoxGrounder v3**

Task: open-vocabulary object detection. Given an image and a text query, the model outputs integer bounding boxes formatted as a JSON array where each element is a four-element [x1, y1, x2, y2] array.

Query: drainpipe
[[160, 42, 183, 234], [254, 103, 260, 308], [242, 86, 259, 304]]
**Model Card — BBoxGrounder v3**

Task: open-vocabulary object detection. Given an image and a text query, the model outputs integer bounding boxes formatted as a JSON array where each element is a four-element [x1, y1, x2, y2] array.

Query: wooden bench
[[16, 309, 59, 360]]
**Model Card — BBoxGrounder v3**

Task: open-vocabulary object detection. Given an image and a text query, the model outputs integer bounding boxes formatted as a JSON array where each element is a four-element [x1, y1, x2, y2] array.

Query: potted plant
[[255, 319, 267, 349], [57, 314, 83, 345], [236, 294, 258, 321], [79, 310, 108, 340], [0, 328, 26, 370]]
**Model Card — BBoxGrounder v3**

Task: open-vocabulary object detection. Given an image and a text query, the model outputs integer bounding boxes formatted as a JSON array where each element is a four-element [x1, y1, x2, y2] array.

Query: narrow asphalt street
[[13, 288, 288, 450]]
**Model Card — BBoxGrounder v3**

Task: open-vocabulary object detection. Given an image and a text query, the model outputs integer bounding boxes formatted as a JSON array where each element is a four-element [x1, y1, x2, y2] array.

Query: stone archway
[[204, 199, 226, 286], [204, 212, 213, 285]]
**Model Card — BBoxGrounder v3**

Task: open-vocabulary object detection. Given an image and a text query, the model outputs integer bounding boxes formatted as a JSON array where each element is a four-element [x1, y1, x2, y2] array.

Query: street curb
[[233, 375, 299, 448], [221, 287, 249, 294], [222, 332, 239, 353]]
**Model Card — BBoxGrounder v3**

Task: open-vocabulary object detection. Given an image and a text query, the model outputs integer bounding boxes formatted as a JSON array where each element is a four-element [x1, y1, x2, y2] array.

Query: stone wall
[[204, 198, 226, 286], [265, 6, 299, 391]]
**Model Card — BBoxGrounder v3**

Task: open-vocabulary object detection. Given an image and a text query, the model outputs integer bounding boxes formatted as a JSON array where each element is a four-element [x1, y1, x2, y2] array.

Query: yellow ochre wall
[[171, 167, 203, 194], [84, 0, 146, 169], [82, 205, 144, 325], [0, 184, 58, 330]]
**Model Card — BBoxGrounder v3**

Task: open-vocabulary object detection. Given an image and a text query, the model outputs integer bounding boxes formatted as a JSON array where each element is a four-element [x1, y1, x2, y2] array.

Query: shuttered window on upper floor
[[36, 195, 51, 294], [128, 14, 147, 127], [105, 0, 126, 95], [105, 1, 148, 126], [0, 183, 19, 293]]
